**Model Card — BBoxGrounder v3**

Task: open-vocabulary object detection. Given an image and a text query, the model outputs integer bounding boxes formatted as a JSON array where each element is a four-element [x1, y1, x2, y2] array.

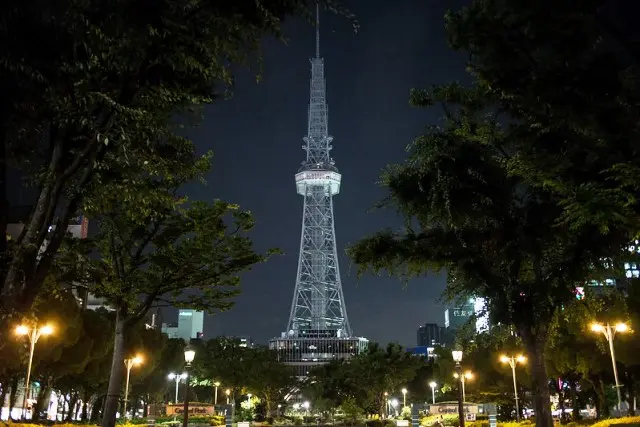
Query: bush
[[365, 420, 384, 427], [591, 417, 640, 427]]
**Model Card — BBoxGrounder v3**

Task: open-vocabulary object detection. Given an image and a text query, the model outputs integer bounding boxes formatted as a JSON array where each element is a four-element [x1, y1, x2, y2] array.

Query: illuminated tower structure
[[269, 5, 367, 377]]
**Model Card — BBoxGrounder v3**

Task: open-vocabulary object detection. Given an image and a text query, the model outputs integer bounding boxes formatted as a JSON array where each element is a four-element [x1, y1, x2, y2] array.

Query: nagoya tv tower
[[269, 3, 368, 378]]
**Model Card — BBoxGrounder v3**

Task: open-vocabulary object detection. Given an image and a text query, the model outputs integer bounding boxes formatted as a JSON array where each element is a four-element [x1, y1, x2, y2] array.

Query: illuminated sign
[[166, 404, 214, 416]]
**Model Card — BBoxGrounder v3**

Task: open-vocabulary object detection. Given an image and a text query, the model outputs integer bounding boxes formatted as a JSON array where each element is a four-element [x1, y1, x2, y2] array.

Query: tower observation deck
[[269, 4, 367, 378]]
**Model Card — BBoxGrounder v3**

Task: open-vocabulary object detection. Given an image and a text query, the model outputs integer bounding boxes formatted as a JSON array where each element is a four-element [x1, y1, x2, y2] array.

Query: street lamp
[[213, 381, 221, 405], [390, 398, 399, 417], [168, 372, 187, 404], [453, 371, 474, 403], [15, 323, 54, 419], [247, 393, 252, 409], [591, 322, 630, 414], [225, 389, 231, 404], [401, 388, 408, 408], [500, 354, 526, 422], [183, 344, 196, 427], [452, 350, 465, 427], [428, 382, 437, 404], [123, 355, 143, 419]]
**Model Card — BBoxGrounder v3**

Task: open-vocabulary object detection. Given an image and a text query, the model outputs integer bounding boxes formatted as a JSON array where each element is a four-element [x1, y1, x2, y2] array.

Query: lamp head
[[454, 372, 460, 379], [214, 381, 221, 387], [615, 323, 629, 333], [40, 325, 54, 335], [225, 389, 230, 395], [132, 355, 143, 365], [184, 344, 196, 364], [499, 355, 509, 363], [464, 371, 474, 379], [15, 325, 29, 335], [516, 355, 526, 364], [429, 381, 437, 388], [401, 388, 407, 394], [591, 323, 604, 333], [451, 350, 463, 362], [168, 373, 176, 380]]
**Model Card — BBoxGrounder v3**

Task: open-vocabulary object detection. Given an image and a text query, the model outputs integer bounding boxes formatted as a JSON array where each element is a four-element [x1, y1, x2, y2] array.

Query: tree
[[0, 0, 355, 323], [345, 75, 631, 427], [443, 0, 640, 242], [70, 173, 273, 427], [245, 347, 295, 419], [305, 342, 422, 417]]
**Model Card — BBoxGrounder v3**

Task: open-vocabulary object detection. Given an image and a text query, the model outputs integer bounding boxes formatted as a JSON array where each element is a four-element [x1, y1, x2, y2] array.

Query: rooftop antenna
[[315, 2, 320, 58]]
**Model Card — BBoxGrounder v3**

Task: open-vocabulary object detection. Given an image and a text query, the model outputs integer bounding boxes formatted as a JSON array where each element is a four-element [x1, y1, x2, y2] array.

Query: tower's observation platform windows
[[295, 170, 341, 195]]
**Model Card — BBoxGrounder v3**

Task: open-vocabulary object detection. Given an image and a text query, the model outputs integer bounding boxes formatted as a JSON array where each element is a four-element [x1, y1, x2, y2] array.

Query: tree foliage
[[0, 0, 355, 322], [347, 2, 640, 426]]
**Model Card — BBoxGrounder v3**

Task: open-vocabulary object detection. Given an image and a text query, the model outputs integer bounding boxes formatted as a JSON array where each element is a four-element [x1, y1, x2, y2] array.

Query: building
[[443, 297, 490, 341], [444, 299, 475, 330], [268, 7, 368, 377], [225, 336, 253, 348], [417, 323, 444, 347], [161, 309, 204, 341]]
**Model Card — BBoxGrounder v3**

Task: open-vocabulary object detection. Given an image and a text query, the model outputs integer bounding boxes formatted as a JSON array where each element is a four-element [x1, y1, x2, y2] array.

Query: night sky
[[180, 0, 470, 346]]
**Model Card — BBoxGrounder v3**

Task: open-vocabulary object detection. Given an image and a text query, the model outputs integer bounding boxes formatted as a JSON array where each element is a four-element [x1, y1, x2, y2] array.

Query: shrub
[[591, 417, 640, 427]]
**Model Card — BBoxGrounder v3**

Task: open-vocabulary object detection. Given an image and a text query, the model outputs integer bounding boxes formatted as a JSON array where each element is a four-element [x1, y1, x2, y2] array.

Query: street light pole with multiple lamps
[[500, 354, 526, 422], [15, 324, 54, 420], [168, 372, 187, 404], [123, 356, 144, 419], [453, 371, 474, 403], [591, 322, 630, 414]]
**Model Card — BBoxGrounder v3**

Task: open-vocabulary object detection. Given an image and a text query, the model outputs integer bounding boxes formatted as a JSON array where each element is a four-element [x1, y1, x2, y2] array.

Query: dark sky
[[179, 0, 469, 346]]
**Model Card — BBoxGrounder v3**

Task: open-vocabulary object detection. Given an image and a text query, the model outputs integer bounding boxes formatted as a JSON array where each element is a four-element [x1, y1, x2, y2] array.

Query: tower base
[[269, 333, 368, 377]]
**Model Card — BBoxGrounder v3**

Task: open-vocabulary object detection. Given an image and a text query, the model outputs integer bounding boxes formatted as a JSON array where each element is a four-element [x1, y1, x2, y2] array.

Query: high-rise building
[[444, 297, 490, 337], [269, 6, 367, 377], [161, 309, 204, 341], [417, 323, 443, 347]]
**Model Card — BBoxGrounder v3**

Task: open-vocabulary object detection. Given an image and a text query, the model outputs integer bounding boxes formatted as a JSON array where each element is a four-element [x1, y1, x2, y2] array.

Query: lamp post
[[168, 372, 187, 404], [123, 355, 144, 420], [453, 371, 474, 403], [452, 350, 465, 427], [213, 381, 220, 405], [401, 388, 407, 408], [225, 389, 230, 404], [15, 324, 54, 420], [591, 322, 629, 414], [500, 354, 526, 422], [247, 393, 252, 409], [428, 382, 437, 404], [183, 344, 196, 427]]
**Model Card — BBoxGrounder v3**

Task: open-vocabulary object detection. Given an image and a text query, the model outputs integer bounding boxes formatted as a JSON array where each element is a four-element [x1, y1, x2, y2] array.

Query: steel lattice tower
[[286, 4, 352, 338]]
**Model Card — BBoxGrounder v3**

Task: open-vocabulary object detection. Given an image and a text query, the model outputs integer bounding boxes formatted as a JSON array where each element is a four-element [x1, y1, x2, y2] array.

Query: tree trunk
[[101, 312, 127, 427], [597, 374, 610, 418], [0, 382, 7, 416], [569, 380, 580, 421], [67, 392, 79, 421], [520, 324, 553, 427], [81, 389, 91, 421], [90, 394, 105, 423], [32, 383, 51, 420], [8, 376, 19, 418]]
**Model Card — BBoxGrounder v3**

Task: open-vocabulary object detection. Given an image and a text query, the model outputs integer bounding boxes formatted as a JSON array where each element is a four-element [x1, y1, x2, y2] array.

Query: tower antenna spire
[[315, 2, 320, 58]]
